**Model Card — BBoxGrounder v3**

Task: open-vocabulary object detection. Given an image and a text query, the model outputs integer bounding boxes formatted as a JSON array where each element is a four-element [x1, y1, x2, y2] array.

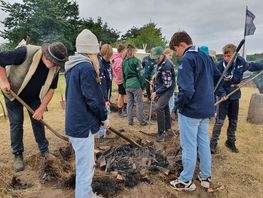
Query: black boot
[[210, 142, 217, 154], [13, 152, 24, 172], [225, 140, 239, 153]]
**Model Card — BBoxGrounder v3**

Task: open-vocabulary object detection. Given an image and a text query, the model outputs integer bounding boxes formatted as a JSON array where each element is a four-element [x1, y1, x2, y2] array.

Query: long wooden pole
[[215, 71, 263, 106], [9, 90, 69, 142], [109, 127, 142, 148]]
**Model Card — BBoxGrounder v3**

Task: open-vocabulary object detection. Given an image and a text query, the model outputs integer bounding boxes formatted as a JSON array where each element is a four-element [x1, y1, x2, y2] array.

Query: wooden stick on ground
[[109, 127, 142, 148], [9, 90, 69, 142]]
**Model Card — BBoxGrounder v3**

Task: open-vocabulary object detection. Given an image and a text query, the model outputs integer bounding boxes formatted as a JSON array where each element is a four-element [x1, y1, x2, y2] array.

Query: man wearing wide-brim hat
[[0, 41, 68, 172]]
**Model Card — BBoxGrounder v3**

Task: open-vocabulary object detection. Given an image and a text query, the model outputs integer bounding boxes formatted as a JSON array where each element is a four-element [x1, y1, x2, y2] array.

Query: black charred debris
[[96, 142, 181, 188]]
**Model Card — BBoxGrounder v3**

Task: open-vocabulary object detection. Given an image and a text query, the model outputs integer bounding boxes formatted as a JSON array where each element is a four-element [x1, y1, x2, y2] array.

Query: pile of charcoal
[[96, 142, 181, 187]]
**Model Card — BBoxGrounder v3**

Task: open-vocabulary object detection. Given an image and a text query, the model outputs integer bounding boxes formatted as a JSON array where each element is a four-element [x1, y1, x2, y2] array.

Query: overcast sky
[[1, 0, 262, 54]]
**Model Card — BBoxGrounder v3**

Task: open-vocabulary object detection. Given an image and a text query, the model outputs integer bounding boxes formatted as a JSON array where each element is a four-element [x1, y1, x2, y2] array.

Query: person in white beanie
[[64, 29, 108, 198]]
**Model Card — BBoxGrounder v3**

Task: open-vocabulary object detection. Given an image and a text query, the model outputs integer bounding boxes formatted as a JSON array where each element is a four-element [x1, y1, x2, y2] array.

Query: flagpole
[[242, 6, 248, 59]]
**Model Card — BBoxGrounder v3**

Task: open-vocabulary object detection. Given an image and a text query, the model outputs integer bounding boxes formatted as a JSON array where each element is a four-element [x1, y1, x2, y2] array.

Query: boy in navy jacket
[[169, 31, 221, 191], [210, 44, 263, 153]]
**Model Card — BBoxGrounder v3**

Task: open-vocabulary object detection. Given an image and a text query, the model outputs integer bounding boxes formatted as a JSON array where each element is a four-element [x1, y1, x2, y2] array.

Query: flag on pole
[[244, 8, 256, 36]]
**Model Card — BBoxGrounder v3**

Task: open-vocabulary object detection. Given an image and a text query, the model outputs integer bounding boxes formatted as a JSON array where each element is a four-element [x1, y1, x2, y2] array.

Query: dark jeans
[[156, 92, 171, 134], [210, 99, 239, 145], [4, 97, 48, 155]]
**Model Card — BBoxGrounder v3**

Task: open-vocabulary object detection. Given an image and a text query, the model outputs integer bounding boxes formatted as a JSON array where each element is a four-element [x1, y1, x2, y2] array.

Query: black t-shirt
[[0, 47, 58, 101]]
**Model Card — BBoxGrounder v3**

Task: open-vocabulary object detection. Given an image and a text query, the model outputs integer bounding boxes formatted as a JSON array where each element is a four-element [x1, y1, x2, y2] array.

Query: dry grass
[[0, 79, 262, 197]]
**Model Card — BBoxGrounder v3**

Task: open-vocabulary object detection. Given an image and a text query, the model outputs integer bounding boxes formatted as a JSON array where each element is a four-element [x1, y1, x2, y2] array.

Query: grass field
[[0, 78, 262, 198]]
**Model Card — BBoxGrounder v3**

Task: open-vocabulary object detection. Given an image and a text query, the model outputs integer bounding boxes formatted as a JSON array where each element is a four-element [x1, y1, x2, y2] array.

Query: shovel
[[9, 89, 69, 142]]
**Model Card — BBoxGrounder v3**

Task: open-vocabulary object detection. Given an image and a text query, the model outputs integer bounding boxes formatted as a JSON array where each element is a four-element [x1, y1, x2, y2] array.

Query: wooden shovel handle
[[109, 127, 142, 148], [9, 90, 69, 142]]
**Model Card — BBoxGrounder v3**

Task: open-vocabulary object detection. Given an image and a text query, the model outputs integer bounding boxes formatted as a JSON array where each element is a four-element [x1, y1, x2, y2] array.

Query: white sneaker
[[170, 178, 196, 191], [91, 192, 103, 198], [197, 174, 211, 189]]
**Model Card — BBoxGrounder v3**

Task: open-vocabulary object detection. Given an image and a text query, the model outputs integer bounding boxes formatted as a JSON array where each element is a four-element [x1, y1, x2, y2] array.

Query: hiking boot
[[197, 174, 211, 189], [225, 140, 239, 153], [170, 179, 196, 191], [13, 153, 24, 172], [156, 132, 167, 142], [140, 121, 148, 126]]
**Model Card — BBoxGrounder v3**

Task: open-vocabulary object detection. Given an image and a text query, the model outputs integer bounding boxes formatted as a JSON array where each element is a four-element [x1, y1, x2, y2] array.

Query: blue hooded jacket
[[175, 46, 221, 119], [64, 54, 107, 138]]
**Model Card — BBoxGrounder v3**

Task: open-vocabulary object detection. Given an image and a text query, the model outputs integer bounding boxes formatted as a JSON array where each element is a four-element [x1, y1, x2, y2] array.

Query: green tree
[[79, 17, 120, 45], [247, 52, 263, 62], [121, 22, 166, 52], [0, 0, 80, 52]]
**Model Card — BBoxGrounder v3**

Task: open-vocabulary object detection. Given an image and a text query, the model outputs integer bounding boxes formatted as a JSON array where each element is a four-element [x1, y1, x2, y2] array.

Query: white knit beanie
[[76, 29, 99, 54]]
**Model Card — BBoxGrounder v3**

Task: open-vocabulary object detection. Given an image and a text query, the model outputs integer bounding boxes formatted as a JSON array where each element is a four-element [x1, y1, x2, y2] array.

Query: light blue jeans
[[69, 133, 95, 198], [178, 113, 211, 182], [168, 95, 175, 114]]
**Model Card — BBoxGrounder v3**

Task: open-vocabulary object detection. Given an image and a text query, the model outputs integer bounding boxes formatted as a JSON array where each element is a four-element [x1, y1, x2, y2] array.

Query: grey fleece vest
[[5, 45, 59, 101]]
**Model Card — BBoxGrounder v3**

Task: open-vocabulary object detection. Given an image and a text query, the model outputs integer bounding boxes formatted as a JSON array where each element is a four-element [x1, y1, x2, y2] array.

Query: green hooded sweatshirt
[[122, 57, 146, 89]]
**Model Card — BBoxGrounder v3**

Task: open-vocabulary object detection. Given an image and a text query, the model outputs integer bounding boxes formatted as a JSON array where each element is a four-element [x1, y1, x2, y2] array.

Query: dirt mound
[[0, 167, 23, 198]]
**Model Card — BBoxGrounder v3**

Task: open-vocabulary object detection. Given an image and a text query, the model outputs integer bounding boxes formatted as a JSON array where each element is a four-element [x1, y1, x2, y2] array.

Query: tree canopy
[[0, 0, 120, 53], [121, 22, 166, 52], [0, 0, 167, 54], [0, 0, 80, 52], [79, 17, 120, 45]]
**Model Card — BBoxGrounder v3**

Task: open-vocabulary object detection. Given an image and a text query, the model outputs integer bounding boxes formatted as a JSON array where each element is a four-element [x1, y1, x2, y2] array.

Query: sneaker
[[91, 192, 103, 198], [128, 122, 133, 126], [13, 153, 24, 172], [140, 121, 148, 126], [225, 140, 239, 153], [156, 132, 167, 142], [197, 174, 211, 189], [170, 179, 196, 191]]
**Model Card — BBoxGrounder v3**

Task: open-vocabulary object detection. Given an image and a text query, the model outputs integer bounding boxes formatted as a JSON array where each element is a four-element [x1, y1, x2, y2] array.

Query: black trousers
[[210, 99, 239, 146], [156, 92, 171, 134]]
